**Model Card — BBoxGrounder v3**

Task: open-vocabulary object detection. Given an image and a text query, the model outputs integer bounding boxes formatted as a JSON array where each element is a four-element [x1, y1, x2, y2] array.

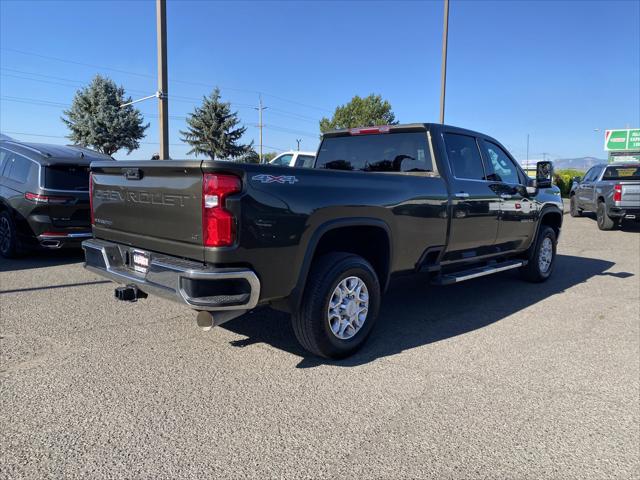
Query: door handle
[[500, 194, 512, 199], [454, 192, 469, 198]]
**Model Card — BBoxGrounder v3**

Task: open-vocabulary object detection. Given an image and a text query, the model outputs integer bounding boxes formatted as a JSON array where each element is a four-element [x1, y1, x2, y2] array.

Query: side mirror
[[571, 176, 581, 184], [536, 161, 554, 189]]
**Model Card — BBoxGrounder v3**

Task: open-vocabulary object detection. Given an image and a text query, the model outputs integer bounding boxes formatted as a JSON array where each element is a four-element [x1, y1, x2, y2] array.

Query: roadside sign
[[604, 129, 640, 151]]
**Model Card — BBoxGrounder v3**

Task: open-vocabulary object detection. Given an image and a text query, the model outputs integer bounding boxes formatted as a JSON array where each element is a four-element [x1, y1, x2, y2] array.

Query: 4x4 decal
[[251, 174, 299, 184]]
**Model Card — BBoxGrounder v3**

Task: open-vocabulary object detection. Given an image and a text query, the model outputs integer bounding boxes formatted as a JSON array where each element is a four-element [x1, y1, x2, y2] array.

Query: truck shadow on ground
[[223, 254, 626, 368], [579, 213, 640, 233], [0, 249, 85, 273]]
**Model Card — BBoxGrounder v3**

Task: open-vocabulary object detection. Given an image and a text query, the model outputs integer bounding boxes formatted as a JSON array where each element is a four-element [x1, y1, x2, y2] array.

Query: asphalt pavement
[[1, 213, 639, 479]]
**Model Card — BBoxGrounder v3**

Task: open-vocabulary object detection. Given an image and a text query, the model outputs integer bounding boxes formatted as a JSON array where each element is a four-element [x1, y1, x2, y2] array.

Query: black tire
[[569, 195, 582, 217], [0, 210, 20, 258], [520, 225, 557, 283], [596, 201, 616, 231], [292, 252, 381, 359]]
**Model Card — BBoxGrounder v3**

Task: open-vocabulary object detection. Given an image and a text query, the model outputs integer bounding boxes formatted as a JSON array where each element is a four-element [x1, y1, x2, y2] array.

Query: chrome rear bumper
[[82, 238, 260, 311]]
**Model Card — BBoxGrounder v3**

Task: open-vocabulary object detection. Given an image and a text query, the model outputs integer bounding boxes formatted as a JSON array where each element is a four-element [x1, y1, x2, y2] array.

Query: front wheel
[[596, 201, 616, 230], [521, 225, 557, 283], [292, 253, 381, 359]]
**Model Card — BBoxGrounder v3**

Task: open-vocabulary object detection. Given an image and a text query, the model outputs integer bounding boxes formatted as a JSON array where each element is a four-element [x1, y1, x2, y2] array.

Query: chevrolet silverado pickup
[[570, 162, 640, 230], [83, 123, 563, 358]]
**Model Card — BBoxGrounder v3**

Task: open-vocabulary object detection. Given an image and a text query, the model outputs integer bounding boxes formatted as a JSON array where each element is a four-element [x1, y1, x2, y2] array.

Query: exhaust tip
[[195, 310, 247, 331], [196, 311, 214, 331]]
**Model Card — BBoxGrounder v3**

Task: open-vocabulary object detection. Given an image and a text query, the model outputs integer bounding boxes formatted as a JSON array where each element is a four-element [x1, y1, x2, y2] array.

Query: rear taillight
[[349, 125, 391, 135], [202, 173, 241, 247], [24, 192, 73, 204], [613, 184, 622, 202]]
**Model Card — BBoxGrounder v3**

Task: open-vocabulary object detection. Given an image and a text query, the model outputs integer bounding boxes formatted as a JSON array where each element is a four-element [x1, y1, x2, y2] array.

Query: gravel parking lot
[[1, 213, 639, 479]]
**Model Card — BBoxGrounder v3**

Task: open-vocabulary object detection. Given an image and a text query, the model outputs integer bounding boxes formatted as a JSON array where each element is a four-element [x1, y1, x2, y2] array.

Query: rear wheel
[[521, 225, 556, 283], [0, 211, 19, 258], [569, 195, 582, 217], [292, 252, 381, 359], [596, 201, 616, 230]]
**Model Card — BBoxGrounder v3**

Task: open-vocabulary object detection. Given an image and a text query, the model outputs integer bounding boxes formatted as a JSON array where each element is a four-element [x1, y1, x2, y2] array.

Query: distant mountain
[[552, 157, 606, 171]]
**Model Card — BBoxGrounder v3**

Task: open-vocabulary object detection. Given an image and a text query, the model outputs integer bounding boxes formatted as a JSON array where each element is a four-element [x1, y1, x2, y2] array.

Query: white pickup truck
[[268, 151, 316, 168]]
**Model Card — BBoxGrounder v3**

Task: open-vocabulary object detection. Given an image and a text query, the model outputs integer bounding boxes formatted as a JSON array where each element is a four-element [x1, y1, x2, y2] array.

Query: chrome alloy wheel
[[0, 216, 11, 254], [327, 276, 369, 340], [538, 237, 553, 273]]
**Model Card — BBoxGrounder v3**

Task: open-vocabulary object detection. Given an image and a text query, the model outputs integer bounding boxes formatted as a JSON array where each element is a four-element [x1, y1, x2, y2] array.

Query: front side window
[[270, 154, 293, 166], [481, 140, 522, 184], [316, 132, 433, 173], [584, 167, 600, 182], [443, 133, 485, 180]]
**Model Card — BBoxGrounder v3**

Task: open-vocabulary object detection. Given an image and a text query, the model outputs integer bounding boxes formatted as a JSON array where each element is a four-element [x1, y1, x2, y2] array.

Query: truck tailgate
[[620, 182, 640, 208], [91, 160, 204, 261]]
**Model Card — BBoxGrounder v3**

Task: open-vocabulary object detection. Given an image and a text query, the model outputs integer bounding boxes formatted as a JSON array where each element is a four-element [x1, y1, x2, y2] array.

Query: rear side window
[[444, 133, 485, 180], [316, 132, 433, 173], [295, 155, 315, 168], [480, 140, 522, 184], [602, 165, 640, 180], [5, 155, 36, 183], [43, 164, 90, 190]]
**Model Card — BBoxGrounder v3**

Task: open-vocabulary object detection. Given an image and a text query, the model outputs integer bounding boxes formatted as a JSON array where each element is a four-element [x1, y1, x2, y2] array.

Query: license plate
[[132, 250, 150, 274]]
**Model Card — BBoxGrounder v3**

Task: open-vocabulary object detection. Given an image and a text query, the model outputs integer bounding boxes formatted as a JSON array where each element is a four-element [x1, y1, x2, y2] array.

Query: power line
[[1, 47, 331, 113], [1, 130, 185, 147], [0, 69, 321, 121]]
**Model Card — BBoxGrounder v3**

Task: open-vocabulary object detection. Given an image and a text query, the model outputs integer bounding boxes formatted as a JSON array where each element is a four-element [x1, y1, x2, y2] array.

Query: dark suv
[[0, 140, 113, 257]]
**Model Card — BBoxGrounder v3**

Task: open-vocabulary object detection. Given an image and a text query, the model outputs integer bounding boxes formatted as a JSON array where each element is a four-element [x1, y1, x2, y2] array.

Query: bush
[[554, 168, 584, 197]]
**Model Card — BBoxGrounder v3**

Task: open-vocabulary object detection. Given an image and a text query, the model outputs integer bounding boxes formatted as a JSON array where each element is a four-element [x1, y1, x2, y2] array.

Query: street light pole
[[156, 0, 169, 159], [439, 0, 450, 124], [255, 95, 267, 163]]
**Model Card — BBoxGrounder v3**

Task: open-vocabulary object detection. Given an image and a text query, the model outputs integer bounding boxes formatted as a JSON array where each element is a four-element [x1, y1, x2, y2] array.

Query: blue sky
[[1, 0, 638, 162]]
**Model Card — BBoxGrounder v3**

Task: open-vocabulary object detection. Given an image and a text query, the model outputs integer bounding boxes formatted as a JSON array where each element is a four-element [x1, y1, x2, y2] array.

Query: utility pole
[[156, 0, 169, 159], [255, 95, 267, 163], [439, 0, 450, 124], [296, 139, 302, 151]]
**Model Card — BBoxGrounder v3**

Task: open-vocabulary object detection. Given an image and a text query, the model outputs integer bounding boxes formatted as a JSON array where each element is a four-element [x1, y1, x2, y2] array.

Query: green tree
[[61, 75, 148, 155], [319, 94, 398, 133], [180, 88, 252, 160], [262, 152, 278, 162]]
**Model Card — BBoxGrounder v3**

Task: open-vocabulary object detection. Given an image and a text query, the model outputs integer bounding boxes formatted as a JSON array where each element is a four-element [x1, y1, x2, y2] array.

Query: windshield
[[44, 164, 90, 190], [602, 165, 640, 181], [316, 132, 433, 172]]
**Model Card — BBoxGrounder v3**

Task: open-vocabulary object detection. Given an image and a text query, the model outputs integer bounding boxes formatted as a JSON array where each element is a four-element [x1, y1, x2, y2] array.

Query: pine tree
[[180, 88, 252, 160], [61, 75, 148, 155]]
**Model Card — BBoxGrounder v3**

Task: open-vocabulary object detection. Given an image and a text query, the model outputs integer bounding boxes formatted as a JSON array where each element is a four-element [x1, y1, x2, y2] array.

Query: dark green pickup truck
[[83, 123, 563, 358]]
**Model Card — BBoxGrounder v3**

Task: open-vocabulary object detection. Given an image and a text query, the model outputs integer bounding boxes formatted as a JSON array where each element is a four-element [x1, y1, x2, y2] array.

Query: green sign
[[605, 128, 640, 151]]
